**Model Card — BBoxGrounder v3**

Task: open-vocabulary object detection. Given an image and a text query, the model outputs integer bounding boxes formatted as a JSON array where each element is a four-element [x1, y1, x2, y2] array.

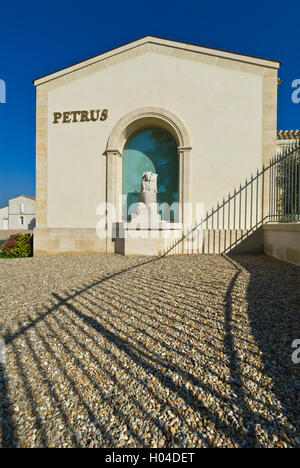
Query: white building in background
[[0, 195, 36, 230], [277, 129, 300, 154], [0, 205, 9, 230]]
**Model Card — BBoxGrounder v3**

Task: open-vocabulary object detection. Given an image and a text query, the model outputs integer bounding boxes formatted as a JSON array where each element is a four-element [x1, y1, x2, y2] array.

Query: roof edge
[[8, 195, 36, 201], [33, 35, 281, 86], [277, 129, 300, 140]]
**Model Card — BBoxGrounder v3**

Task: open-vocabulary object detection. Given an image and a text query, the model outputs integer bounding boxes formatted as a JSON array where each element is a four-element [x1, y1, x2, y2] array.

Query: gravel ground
[[0, 253, 300, 448]]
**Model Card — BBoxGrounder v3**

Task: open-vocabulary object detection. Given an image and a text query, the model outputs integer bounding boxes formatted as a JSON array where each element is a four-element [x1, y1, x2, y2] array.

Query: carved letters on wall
[[53, 109, 108, 124]]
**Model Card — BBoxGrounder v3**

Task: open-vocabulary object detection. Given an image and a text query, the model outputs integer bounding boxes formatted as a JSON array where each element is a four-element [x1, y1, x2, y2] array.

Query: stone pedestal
[[115, 173, 183, 255], [129, 203, 162, 229], [114, 203, 182, 255], [114, 222, 182, 256]]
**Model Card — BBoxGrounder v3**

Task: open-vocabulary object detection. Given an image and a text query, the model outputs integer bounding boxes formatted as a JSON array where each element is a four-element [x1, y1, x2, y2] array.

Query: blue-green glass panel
[[123, 128, 178, 221]]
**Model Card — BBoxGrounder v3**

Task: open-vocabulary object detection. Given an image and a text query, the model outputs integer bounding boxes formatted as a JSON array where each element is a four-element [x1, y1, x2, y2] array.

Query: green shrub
[[1, 234, 33, 258]]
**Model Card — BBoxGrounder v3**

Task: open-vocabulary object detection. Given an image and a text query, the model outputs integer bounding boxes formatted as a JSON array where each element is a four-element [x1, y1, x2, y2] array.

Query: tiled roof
[[277, 130, 300, 140]]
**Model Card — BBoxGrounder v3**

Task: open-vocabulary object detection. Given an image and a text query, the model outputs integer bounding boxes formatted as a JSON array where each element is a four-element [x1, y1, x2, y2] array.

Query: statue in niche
[[139, 171, 158, 206]]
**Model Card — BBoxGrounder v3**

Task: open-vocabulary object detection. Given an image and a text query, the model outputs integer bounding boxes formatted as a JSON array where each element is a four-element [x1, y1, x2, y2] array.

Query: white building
[[33, 35, 280, 255], [0, 205, 9, 230], [0, 195, 36, 230]]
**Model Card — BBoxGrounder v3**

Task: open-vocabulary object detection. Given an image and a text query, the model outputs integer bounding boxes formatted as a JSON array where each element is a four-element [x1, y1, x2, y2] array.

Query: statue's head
[[142, 171, 152, 181]]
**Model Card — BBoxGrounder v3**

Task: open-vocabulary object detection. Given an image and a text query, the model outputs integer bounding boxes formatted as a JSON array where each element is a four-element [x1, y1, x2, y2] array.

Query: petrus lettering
[[53, 108, 108, 124]]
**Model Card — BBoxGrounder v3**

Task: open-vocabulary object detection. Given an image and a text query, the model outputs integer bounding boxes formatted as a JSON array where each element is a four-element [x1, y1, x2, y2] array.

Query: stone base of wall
[[177, 228, 265, 255], [34, 228, 107, 256], [33, 224, 300, 262], [230, 227, 264, 255], [263, 223, 300, 267], [115, 227, 183, 256], [34, 226, 184, 256]]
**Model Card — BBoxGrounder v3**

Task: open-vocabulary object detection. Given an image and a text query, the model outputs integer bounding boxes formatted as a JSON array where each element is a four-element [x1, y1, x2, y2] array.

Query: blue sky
[[0, 0, 299, 207]]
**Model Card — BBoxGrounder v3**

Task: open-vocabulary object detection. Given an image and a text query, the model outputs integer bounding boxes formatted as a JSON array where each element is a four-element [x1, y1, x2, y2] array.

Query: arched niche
[[122, 127, 179, 221], [105, 107, 192, 247]]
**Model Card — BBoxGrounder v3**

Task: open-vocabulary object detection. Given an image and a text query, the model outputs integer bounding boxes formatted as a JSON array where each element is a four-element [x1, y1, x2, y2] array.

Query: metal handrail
[[163, 143, 300, 256]]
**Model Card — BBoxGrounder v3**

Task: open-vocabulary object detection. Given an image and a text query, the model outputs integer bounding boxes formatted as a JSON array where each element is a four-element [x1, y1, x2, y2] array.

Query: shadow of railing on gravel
[[3, 255, 252, 448], [221, 257, 259, 447], [0, 362, 18, 447], [4, 254, 299, 448], [3, 258, 160, 448], [53, 288, 257, 447], [225, 254, 300, 447]]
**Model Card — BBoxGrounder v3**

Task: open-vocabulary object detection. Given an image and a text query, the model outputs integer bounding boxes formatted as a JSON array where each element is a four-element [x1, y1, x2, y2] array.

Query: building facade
[[0, 195, 36, 230], [0, 205, 8, 230], [33, 36, 280, 255]]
